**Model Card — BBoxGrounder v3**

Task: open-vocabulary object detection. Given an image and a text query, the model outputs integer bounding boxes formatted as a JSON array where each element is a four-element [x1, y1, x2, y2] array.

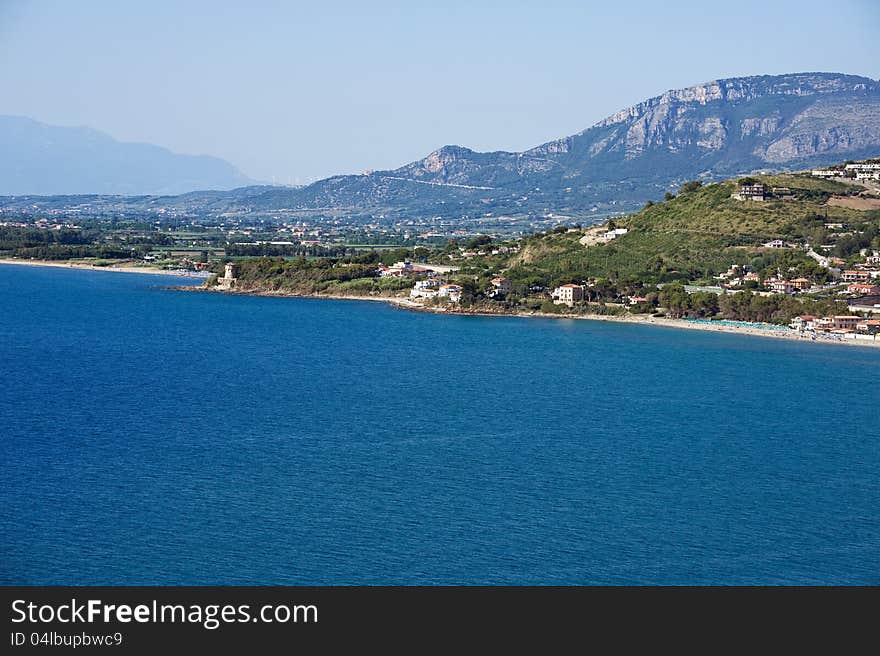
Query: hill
[[0, 116, 255, 195], [502, 170, 880, 287]]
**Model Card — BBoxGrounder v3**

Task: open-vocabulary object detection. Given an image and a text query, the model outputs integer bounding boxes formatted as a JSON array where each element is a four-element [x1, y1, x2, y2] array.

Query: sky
[[1, 0, 879, 184]]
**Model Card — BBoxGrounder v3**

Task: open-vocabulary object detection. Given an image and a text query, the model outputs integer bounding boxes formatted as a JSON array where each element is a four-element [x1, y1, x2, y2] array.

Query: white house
[[601, 227, 629, 241], [438, 284, 463, 302], [551, 284, 585, 306], [410, 279, 440, 298]]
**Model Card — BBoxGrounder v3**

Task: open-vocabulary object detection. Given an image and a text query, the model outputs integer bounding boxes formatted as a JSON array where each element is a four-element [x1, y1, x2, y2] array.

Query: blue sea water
[[1, 263, 878, 585]]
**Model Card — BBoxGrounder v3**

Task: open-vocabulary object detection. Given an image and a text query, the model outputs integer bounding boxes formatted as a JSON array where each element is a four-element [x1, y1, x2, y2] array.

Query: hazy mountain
[[0, 116, 255, 195]]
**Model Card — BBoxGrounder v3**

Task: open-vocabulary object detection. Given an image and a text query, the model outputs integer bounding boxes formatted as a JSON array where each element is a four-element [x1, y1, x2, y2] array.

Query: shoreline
[[0, 258, 209, 278], [182, 285, 880, 349], [3, 259, 875, 348]]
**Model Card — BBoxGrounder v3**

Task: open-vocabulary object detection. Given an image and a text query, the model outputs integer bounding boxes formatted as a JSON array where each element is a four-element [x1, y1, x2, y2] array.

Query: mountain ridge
[[259, 72, 880, 218], [3, 72, 879, 221]]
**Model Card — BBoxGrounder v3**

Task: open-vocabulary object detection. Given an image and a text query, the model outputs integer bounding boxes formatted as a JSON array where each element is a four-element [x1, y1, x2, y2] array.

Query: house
[[856, 319, 880, 334], [551, 284, 585, 306], [732, 184, 765, 201], [490, 277, 512, 296], [855, 171, 880, 181], [844, 163, 880, 171], [811, 169, 843, 178], [842, 270, 871, 282], [762, 239, 786, 249], [828, 316, 862, 330], [847, 283, 880, 295], [789, 278, 812, 291], [438, 284, 463, 302], [790, 315, 818, 331], [768, 280, 794, 294], [601, 227, 629, 241], [410, 279, 440, 298], [743, 272, 761, 283]]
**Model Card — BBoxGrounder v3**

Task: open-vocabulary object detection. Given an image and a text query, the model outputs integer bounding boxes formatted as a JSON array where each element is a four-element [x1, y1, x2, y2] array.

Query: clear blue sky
[[1, 0, 878, 183]]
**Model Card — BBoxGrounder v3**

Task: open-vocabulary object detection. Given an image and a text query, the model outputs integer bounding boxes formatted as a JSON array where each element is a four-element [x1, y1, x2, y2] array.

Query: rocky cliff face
[[531, 73, 880, 170]]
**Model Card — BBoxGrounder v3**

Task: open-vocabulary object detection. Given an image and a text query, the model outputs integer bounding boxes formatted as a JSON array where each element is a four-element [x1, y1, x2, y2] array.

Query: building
[[790, 315, 818, 331], [847, 283, 880, 295], [767, 280, 794, 294], [378, 261, 419, 277], [849, 294, 880, 314], [842, 270, 872, 282], [551, 283, 585, 306], [410, 279, 440, 298], [856, 319, 880, 334], [811, 169, 843, 178], [844, 163, 880, 171], [602, 227, 629, 241], [733, 184, 765, 201], [490, 277, 512, 296], [216, 262, 238, 289], [789, 278, 812, 291], [855, 171, 880, 181], [438, 284, 463, 302], [762, 239, 786, 249], [826, 315, 864, 330]]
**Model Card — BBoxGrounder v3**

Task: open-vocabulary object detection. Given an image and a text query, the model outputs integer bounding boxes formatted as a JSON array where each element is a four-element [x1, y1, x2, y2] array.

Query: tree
[[679, 180, 703, 194], [464, 235, 493, 250]]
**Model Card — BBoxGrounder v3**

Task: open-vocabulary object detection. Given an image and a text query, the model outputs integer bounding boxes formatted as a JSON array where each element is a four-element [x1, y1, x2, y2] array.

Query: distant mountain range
[[0, 116, 254, 195], [3, 73, 879, 220]]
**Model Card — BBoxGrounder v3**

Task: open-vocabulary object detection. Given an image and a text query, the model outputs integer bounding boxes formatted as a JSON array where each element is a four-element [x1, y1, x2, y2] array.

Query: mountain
[[250, 72, 880, 219], [3, 73, 879, 220], [0, 116, 255, 195]]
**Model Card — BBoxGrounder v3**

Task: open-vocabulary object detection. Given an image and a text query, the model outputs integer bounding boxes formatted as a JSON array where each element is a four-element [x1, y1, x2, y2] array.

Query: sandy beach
[[0, 258, 209, 278]]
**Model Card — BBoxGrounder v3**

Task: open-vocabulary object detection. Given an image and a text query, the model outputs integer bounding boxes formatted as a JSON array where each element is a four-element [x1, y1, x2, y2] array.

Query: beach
[[0, 258, 209, 278]]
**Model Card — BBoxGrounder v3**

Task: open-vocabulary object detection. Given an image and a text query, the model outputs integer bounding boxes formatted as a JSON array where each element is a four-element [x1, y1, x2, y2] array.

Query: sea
[[1, 263, 878, 585]]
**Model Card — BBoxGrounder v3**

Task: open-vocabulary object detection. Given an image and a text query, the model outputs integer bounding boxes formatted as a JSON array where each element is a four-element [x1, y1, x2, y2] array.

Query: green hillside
[[503, 173, 880, 287]]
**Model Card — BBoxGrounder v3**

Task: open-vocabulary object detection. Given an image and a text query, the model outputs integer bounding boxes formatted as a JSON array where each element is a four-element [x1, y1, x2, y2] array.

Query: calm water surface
[[1, 264, 878, 584]]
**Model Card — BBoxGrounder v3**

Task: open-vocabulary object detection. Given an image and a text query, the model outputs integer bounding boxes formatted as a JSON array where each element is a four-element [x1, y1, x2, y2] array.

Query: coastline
[[3, 259, 875, 348], [0, 258, 209, 278], [182, 285, 880, 349]]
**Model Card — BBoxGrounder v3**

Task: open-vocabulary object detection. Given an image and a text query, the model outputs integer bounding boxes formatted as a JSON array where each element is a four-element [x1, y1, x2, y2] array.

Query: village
[[371, 236, 880, 342]]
